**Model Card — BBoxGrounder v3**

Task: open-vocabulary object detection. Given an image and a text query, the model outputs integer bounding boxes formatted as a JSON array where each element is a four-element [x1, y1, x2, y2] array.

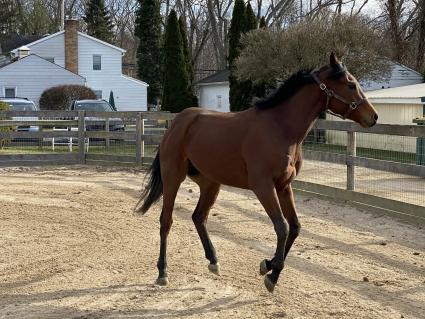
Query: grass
[[303, 142, 417, 164], [0, 140, 419, 165], [0, 141, 158, 158]]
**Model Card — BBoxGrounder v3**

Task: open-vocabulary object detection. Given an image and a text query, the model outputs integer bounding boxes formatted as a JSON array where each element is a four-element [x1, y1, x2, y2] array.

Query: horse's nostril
[[373, 114, 378, 121]]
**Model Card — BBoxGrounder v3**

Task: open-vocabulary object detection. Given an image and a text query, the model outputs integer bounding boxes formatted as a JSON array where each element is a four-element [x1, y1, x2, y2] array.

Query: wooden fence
[[0, 110, 175, 166], [0, 111, 424, 223], [294, 119, 425, 223]]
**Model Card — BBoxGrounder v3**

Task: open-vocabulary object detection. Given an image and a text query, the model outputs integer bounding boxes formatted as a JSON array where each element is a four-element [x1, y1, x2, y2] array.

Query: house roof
[[196, 69, 230, 85], [0, 34, 44, 54], [9, 30, 126, 55], [0, 54, 86, 80], [366, 82, 425, 104], [122, 75, 148, 87]]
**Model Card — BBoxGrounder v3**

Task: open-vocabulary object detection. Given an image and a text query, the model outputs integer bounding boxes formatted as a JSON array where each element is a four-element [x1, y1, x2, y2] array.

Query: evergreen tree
[[135, 0, 163, 105], [162, 10, 193, 113], [228, 0, 246, 67], [109, 91, 116, 111], [229, 0, 258, 112], [245, 2, 258, 31], [84, 0, 114, 43], [259, 16, 267, 28], [0, 0, 19, 38], [178, 16, 198, 106]]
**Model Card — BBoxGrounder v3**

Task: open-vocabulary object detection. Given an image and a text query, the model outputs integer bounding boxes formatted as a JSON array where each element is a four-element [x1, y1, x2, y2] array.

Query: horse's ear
[[330, 52, 340, 67]]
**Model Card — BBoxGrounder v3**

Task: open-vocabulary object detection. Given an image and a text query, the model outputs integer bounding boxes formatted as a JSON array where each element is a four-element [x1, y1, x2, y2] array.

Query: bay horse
[[137, 53, 378, 292]]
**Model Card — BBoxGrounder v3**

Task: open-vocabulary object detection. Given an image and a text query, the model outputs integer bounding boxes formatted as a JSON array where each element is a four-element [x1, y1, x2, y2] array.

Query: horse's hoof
[[156, 276, 169, 286], [264, 275, 276, 293], [208, 263, 221, 276], [259, 259, 269, 276]]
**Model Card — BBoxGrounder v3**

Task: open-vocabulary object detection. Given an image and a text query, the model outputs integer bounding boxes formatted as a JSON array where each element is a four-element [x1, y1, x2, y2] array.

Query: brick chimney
[[65, 19, 78, 74]]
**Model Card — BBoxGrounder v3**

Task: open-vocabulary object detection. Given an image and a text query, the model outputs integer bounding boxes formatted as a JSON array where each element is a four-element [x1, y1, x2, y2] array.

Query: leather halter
[[311, 70, 368, 120]]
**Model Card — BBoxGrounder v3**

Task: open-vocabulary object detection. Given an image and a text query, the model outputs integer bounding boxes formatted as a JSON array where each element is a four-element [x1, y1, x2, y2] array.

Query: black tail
[[136, 150, 163, 214]]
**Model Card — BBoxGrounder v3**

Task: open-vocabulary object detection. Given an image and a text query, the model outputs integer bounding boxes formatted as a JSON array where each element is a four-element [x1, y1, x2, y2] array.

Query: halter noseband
[[311, 70, 367, 120]]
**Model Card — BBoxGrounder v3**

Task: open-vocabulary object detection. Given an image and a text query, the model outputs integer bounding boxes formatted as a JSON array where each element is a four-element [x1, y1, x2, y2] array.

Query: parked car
[[68, 99, 124, 132], [0, 97, 39, 132]]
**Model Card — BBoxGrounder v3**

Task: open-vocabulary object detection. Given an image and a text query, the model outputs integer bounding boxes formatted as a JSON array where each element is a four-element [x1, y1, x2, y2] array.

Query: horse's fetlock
[[271, 258, 284, 271]]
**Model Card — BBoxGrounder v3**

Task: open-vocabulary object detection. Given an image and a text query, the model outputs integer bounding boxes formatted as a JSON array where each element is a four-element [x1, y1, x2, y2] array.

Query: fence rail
[[0, 110, 174, 166], [0, 112, 423, 223]]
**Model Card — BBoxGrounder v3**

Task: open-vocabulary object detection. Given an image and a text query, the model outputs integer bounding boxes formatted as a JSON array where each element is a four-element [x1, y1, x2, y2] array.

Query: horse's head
[[312, 53, 378, 128]]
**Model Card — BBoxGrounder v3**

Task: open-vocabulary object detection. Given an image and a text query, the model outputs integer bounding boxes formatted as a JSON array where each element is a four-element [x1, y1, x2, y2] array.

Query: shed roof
[[366, 83, 425, 104], [196, 69, 230, 85]]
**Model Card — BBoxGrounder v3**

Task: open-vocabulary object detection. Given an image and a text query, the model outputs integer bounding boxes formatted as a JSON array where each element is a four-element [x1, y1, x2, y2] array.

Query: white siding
[[361, 62, 423, 91], [29, 32, 65, 68], [0, 55, 85, 105], [10, 31, 148, 110], [78, 35, 147, 111], [326, 103, 423, 153], [92, 76, 147, 111], [198, 83, 230, 112], [78, 35, 122, 79]]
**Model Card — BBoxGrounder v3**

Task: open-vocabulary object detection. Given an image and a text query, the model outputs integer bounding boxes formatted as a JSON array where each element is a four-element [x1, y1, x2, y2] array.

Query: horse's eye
[[348, 83, 356, 90]]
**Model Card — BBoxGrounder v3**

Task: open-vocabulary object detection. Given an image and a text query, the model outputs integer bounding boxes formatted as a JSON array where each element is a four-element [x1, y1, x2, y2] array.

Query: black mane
[[255, 64, 346, 110]]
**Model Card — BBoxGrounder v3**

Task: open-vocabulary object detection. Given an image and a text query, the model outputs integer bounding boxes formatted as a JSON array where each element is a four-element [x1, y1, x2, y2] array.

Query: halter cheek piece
[[311, 71, 368, 120]]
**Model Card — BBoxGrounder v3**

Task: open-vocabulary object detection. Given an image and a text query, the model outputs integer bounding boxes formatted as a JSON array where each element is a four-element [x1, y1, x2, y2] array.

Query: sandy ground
[[0, 166, 424, 319]]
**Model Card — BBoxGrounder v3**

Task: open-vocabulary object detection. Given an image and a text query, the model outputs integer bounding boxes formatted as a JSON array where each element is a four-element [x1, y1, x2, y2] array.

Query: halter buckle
[[319, 83, 327, 91], [349, 102, 357, 110]]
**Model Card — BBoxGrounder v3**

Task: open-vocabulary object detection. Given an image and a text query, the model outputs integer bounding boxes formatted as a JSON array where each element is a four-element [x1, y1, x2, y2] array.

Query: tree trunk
[[416, 0, 425, 71]]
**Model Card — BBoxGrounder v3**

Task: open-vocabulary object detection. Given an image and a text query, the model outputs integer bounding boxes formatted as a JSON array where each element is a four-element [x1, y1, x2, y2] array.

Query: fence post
[[105, 117, 110, 149], [78, 110, 86, 164], [347, 131, 356, 191], [136, 112, 142, 165], [38, 125, 43, 150]]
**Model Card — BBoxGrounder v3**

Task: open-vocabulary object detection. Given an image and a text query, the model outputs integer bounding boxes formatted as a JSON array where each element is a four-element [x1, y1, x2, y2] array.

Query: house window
[[93, 55, 101, 70], [217, 95, 222, 109], [43, 57, 55, 63], [4, 87, 16, 98], [94, 90, 102, 99]]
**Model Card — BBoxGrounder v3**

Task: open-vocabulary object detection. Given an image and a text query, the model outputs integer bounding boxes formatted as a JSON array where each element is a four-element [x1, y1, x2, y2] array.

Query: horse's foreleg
[[251, 180, 289, 293], [191, 180, 221, 275], [278, 185, 301, 260]]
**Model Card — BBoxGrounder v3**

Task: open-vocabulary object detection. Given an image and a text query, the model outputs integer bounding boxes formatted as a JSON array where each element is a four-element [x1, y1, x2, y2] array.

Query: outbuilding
[[327, 84, 425, 153], [195, 70, 230, 112]]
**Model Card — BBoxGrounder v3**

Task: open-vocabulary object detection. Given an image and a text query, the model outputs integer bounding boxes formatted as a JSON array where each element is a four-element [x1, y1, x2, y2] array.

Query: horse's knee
[[191, 212, 202, 226], [274, 218, 289, 240], [290, 220, 301, 237]]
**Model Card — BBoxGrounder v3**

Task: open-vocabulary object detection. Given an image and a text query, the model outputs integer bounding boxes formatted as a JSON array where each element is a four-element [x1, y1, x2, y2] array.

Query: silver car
[[0, 97, 39, 132]]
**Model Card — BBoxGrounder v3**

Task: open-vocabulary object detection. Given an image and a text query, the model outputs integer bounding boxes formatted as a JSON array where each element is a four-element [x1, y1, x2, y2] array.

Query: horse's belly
[[188, 150, 249, 188]]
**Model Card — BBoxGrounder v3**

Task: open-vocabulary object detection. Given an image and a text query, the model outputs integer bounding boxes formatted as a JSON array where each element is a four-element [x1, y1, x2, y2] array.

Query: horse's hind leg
[[156, 161, 186, 286], [191, 177, 221, 275]]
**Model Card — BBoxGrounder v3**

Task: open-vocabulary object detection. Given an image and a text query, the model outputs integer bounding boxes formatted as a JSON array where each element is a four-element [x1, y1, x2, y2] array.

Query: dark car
[[68, 100, 124, 132]]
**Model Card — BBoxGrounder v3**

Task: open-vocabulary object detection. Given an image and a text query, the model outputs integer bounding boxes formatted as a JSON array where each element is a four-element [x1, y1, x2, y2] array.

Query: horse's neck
[[271, 85, 324, 144]]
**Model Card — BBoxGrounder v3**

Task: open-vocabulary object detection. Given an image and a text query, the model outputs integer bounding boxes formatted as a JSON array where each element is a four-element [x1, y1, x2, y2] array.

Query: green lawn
[[0, 139, 418, 165], [303, 142, 417, 164]]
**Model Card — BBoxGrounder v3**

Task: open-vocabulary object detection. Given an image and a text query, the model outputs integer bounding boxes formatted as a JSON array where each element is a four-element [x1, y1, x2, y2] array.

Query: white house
[[0, 53, 85, 102], [8, 19, 148, 111], [196, 70, 230, 112]]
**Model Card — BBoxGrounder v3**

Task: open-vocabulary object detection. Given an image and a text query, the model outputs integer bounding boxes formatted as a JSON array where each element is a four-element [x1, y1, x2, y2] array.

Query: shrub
[[0, 101, 12, 149], [39, 85, 96, 110]]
